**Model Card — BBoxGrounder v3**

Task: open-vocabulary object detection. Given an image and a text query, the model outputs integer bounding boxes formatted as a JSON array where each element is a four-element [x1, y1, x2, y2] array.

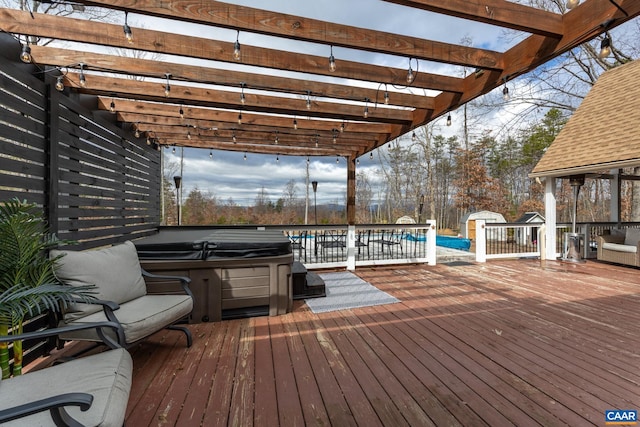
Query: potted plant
[[0, 198, 95, 378]]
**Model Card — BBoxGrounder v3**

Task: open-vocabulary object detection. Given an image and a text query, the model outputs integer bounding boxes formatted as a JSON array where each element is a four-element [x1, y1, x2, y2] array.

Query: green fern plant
[[0, 198, 96, 378]]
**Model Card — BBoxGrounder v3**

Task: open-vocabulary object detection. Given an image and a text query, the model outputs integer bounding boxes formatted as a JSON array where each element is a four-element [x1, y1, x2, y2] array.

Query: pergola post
[[346, 156, 357, 270], [610, 169, 621, 224]]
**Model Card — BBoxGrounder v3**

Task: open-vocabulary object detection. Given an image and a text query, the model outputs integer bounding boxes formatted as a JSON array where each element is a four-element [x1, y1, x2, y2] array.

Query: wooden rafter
[[1, 0, 638, 159], [73, 0, 504, 69]]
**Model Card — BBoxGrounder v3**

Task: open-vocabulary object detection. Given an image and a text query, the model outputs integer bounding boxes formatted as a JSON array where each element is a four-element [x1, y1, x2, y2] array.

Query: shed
[[460, 211, 506, 240], [514, 212, 545, 245]]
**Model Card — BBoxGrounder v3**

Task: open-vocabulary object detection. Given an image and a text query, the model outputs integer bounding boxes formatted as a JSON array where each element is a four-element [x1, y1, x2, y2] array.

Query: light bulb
[[502, 85, 509, 101], [55, 75, 65, 92], [329, 54, 336, 72], [293, 118, 298, 129], [384, 91, 390, 105], [446, 114, 452, 126], [110, 100, 116, 114], [20, 44, 32, 63], [566, 0, 579, 9], [598, 36, 611, 59], [406, 66, 414, 84]]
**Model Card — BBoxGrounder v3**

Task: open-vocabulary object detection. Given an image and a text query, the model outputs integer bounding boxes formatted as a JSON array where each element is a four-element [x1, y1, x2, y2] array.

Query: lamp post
[[311, 181, 318, 225], [173, 175, 182, 226]]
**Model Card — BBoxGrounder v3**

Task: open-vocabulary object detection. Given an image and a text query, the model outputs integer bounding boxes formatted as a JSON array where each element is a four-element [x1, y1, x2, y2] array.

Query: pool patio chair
[[50, 240, 194, 348], [0, 321, 132, 427]]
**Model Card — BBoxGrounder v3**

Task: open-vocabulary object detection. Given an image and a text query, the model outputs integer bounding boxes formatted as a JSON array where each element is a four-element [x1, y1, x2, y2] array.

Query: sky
[[133, 0, 523, 206]]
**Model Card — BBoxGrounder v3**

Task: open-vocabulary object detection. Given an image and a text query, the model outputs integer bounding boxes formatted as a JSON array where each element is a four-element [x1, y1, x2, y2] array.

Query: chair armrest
[[0, 321, 124, 349], [141, 269, 194, 299], [0, 392, 93, 425]]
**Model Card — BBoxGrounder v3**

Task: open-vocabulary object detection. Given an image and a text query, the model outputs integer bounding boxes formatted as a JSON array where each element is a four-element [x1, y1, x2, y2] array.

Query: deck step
[[292, 261, 326, 299]]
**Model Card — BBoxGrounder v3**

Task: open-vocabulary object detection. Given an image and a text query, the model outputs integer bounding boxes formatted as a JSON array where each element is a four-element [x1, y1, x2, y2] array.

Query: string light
[[233, 30, 241, 61], [412, 131, 416, 142], [307, 156, 310, 164], [123, 11, 133, 44], [179, 106, 184, 120], [332, 129, 337, 144], [566, 0, 580, 9], [363, 98, 369, 119], [20, 42, 32, 63], [237, 112, 242, 125], [187, 131, 192, 140], [329, 45, 336, 72], [293, 117, 298, 130], [357, 158, 360, 165], [336, 155, 340, 163], [209, 150, 213, 159], [276, 154, 279, 163], [134, 123, 141, 138], [274, 131, 279, 144], [164, 73, 171, 97], [598, 35, 612, 59], [110, 99, 116, 114], [172, 146, 176, 154], [502, 83, 510, 101], [340, 121, 345, 133], [384, 86, 390, 105], [446, 113, 452, 126], [306, 91, 312, 110], [55, 75, 65, 92], [369, 152, 373, 160], [243, 152, 247, 161], [406, 58, 414, 84], [78, 63, 86, 87], [232, 132, 237, 143], [240, 82, 246, 104]]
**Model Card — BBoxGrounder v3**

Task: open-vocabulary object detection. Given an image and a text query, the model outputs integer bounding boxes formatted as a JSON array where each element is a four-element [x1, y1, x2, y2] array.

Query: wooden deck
[[124, 259, 640, 426]]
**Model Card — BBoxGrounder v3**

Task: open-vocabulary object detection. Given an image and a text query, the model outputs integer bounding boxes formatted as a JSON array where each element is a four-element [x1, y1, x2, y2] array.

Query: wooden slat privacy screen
[[0, 45, 161, 250]]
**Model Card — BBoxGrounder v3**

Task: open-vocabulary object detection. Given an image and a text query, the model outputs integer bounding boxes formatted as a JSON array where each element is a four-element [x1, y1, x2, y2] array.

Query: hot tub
[[134, 229, 293, 322]]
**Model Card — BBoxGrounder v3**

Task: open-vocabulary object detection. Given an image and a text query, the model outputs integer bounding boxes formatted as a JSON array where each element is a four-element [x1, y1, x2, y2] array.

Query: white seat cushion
[[602, 242, 638, 253], [0, 348, 132, 427]]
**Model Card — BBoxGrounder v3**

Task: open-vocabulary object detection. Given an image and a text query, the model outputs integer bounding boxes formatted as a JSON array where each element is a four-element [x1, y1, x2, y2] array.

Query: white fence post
[[475, 219, 486, 263], [346, 224, 356, 271], [426, 221, 437, 265]]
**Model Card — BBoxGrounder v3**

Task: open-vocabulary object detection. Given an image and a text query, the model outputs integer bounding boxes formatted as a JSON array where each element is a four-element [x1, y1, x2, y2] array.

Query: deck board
[[124, 259, 640, 426]]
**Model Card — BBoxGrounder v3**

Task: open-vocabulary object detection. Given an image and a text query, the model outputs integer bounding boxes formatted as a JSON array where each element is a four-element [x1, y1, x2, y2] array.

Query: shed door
[[468, 220, 476, 240]]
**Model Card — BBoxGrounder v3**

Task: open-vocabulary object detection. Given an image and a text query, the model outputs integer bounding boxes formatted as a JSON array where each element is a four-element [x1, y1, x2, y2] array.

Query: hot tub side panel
[[140, 254, 292, 323]]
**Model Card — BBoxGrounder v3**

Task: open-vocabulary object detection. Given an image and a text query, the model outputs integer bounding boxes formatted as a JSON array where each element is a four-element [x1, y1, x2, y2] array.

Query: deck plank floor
[[125, 259, 640, 426]]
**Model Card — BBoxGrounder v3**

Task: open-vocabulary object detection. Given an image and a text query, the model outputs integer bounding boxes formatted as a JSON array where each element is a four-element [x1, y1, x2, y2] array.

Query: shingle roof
[[531, 59, 640, 178]]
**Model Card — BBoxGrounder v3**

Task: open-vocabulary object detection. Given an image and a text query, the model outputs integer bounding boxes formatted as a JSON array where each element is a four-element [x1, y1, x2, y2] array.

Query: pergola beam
[[74, 0, 504, 70]]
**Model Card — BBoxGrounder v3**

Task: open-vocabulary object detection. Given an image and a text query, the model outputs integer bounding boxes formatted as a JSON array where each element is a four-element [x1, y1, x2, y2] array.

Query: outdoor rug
[[305, 271, 400, 314]]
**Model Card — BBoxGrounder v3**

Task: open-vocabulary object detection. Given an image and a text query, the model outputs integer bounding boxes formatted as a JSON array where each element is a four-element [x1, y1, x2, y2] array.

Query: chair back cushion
[[624, 228, 640, 246], [51, 241, 147, 320]]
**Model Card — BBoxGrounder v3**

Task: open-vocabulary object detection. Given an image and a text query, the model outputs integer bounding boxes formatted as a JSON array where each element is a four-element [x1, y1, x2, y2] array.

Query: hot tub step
[[292, 261, 326, 299]]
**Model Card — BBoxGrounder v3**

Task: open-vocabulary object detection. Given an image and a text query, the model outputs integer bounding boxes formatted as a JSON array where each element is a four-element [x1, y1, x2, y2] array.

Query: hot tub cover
[[135, 229, 292, 260]]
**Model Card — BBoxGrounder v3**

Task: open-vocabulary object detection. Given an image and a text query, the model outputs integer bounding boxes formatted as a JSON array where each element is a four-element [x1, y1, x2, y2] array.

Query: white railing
[[279, 223, 437, 270], [474, 221, 635, 262]]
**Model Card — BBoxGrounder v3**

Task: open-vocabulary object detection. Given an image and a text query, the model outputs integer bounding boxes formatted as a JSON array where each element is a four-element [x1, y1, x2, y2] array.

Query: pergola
[[4, 0, 640, 223]]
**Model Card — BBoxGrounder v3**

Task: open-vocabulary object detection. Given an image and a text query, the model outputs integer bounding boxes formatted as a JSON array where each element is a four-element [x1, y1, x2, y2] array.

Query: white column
[[475, 219, 486, 263], [544, 177, 557, 260], [346, 224, 356, 271]]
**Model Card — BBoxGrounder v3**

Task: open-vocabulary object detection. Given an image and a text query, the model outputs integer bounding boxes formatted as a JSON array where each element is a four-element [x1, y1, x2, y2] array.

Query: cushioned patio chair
[[0, 321, 132, 427], [50, 240, 194, 348]]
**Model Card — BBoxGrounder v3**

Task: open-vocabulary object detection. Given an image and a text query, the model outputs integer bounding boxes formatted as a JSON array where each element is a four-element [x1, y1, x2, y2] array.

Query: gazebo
[[530, 58, 640, 259]]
